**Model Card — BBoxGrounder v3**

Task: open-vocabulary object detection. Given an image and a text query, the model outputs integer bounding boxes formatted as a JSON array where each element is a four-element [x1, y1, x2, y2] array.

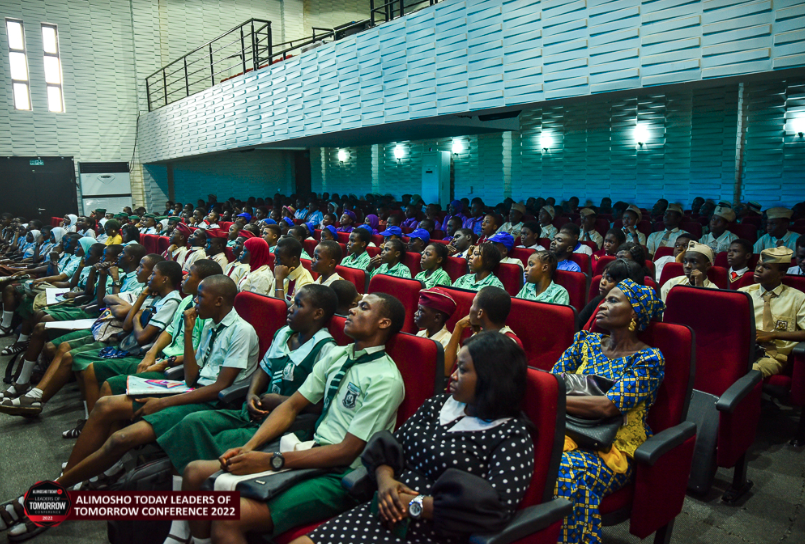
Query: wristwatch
[[408, 495, 425, 520], [270, 452, 285, 471]]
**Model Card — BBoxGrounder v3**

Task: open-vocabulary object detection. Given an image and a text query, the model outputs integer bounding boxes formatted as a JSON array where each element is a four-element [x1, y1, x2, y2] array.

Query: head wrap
[[238, 230, 256, 240], [174, 223, 193, 238], [205, 228, 228, 239], [685, 240, 714, 264], [624, 205, 642, 222], [365, 214, 380, 232], [65, 214, 78, 232], [766, 207, 793, 220], [617, 278, 665, 332], [324, 225, 338, 239], [78, 236, 96, 255], [488, 232, 514, 250], [342, 210, 357, 222], [380, 226, 403, 237], [244, 237, 272, 271], [760, 246, 794, 264], [712, 206, 736, 222], [449, 200, 464, 214], [50, 227, 66, 244], [418, 288, 457, 318], [409, 228, 430, 244]]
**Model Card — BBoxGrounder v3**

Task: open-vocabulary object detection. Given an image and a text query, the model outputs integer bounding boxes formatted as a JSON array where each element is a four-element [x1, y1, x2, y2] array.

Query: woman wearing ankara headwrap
[[550, 279, 665, 544]]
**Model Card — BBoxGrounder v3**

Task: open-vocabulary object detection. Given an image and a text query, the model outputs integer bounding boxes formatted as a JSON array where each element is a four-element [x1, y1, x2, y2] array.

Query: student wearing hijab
[[237, 237, 275, 296], [441, 199, 467, 232], [62, 214, 78, 233], [363, 214, 380, 234]]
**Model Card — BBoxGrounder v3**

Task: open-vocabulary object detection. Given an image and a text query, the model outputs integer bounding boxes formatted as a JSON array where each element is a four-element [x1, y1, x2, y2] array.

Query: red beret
[[418, 288, 457, 317], [174, 223, 192, 237], [238, 230, 256, 239], [205, 228, 228, 239]]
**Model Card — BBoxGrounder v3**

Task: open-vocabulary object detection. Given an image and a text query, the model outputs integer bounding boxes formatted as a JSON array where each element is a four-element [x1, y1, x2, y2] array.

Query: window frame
[[6, 18, 31, 111], [41, 22, 64, 113]]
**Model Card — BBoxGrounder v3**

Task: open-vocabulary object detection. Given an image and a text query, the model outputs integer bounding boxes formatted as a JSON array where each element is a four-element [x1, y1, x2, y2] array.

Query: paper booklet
[[44, 319, 98, 330], [46, 288, 71, 305], [126, 376, 194, 396]]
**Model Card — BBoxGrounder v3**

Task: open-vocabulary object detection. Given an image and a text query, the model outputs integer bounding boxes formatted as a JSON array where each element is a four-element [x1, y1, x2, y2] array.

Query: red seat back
[[594, 255, 616, 276], [496, 263, 523, 296], [368, 275, 423, 334], [664, 286, 754, 397], [782, 275, 805, 293], [224, 247, 235, 263], [385, 333, 445, 425], [728, 223, 757, 243], [327, 315, 351, 345], [569, 253, 591, 274], [143, 234, 160, 254], [157, 236, 170, 255], [554, 270, 588, 310], [510, 247, 536, 268], [300, 259, 317, 280], [334, 265, 366, 294], [337, 231, 350, 244], [370, 234, 384, 247], [303, 239, 318, 260], [444, 256, 467, 283], [403, 252, 421, 277], [680, 222, 702, 239], [51, 217, 62, 227], [589, 275, 604, 302], [713, 251, 759, 269], [654, 246, 673, 261], [233, 292, 289, 359], [366, 246, 381, 259], [509, 298, 576, 371]]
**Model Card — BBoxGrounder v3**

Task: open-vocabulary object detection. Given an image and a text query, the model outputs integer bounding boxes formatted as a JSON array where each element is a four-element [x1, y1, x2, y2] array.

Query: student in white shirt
[[517, 221, 546, 251]]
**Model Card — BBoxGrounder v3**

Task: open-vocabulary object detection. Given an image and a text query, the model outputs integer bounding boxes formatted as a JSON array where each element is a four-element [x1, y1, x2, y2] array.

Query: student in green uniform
[[7, 275, 259, 511], [516, 250, 571, 305], [331, 279, 361, 315], [415, 242, 452, 288], [452, 242, 504, 291], [181, 292, 406, 543], [369, 239, 412, 279], [84, 259, 224, 411], [341, 227, 372, 270], [288, 226, 313, 260], [0, 260, 184, 417]]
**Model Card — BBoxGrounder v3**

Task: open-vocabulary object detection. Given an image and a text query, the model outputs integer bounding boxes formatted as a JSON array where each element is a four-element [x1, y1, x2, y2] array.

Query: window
[[5, 19, 31, 110], [41, 23, 63, 112]]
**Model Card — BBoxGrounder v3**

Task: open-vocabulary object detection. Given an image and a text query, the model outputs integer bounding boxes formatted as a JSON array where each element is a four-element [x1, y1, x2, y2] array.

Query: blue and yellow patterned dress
[[550, 331, 665, 544]]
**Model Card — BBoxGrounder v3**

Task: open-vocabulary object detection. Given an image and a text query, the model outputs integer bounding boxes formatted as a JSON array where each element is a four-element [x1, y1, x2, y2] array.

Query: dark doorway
[[0, 157, 77, 223], [293, 150, 311, 195]]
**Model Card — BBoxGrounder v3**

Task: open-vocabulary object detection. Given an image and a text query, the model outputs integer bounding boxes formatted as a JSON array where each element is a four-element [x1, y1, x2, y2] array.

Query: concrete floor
[[1, 336, 804, 544]]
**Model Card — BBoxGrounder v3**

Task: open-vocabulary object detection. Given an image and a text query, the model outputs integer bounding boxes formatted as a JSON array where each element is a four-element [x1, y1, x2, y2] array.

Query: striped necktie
[[315, 349, 386, 430], [199, 323, 224, 367]]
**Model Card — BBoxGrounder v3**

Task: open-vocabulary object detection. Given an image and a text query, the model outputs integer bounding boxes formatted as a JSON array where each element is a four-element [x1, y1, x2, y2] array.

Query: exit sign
[[30, 159, 44, 166]]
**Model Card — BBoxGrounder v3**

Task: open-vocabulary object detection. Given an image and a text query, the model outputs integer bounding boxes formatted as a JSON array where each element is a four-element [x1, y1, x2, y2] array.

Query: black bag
[[561, 373, 623, 451], [107, 457, 172, 544]]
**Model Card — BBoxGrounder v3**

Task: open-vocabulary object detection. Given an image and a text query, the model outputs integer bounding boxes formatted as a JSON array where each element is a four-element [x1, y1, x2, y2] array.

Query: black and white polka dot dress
[[308, 395, 534, 543]]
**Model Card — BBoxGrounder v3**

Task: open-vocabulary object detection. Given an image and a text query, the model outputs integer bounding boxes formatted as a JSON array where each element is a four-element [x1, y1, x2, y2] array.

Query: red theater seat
[[594, 255, 616, 276], [143, 234, 160, 254], [233, 292, 289, 358], [510, 247, 536, 267], [367, 274, 424, 334], [337, 232, 350, 244], [554, 270, 588, 310], [680, 222, 703, 239], [444, 256, 468, 283], [728, 223, 758, 243], [569, 253, 591, 274], [403, 251, 421, 276], [496, 262, 524, 297], [157, 236, 170, 255], [303, 239, 318, 260], [664, 286, 759, 501], [654, 246, 673, 261], [334, 265, 367, 294]]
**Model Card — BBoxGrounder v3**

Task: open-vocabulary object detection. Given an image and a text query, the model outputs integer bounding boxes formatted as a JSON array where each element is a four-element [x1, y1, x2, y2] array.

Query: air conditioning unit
[[79, 162, 133, 215]]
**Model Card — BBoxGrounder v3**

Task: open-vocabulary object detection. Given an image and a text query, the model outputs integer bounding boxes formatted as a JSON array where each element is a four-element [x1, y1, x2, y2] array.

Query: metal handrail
[[369, 0, 439, 25]]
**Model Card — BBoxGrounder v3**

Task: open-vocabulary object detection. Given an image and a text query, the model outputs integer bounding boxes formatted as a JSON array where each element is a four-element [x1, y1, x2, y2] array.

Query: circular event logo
[[23, 480, 72, 528]]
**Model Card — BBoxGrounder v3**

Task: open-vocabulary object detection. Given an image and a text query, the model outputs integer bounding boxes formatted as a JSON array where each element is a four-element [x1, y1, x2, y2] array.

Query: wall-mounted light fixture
[[337, 149, 349, 163], [394, 145, 405, 162], [452, 139, 463, 155], [792, 118, 805, 138], [634, 124, 649, 147], [540, 132, 553, 152]]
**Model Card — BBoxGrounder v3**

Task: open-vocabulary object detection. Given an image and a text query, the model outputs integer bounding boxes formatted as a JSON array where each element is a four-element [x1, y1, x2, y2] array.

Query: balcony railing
[[369, 0, 441, 25]]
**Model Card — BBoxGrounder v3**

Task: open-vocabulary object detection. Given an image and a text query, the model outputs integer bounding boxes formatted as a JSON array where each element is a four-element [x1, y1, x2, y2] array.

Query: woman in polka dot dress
[[295, 332, 534, 544]]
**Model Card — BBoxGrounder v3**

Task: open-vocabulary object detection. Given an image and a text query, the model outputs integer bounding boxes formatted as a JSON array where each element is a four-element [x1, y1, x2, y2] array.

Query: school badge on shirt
[[775, 320, 789, 332], [343, 382, 360, 409], [282, 362, 295, 382]]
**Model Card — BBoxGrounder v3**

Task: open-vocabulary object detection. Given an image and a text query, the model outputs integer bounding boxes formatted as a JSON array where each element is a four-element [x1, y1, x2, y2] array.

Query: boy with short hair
[[414, 287, 457, 351], [442, 216, 463, 242], [312, 240, 343, 287], [660, 241, 718, 302], [518, 220, 546, 251], [560, 223, 593, 256], [516, 250, 570, 305], [446, 227, 475, 259], [728, 238, 754, 287], [740, 247, 805, 377], [477, 213, 501, 244], [550, 231, 582, 273], [579, 208, 604, 250], [272, 237, 314, 302], [787, 237, 805, 276], [288, 226, 313, 260], [340, 228, 372, 271], [182, 227, 208, 272]]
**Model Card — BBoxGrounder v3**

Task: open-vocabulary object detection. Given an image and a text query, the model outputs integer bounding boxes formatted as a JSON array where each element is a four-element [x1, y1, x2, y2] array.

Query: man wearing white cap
[[740, 247, 805, 377], [621, 204, 646, 246], [578, 208, 603, 250], [498, 203, 526, 239], [538, 205, 558, 241], [701, 205, 738, 254], [660, 241, 717, 302], [646, 203, 688, 257], [754, 207, 800, 252]]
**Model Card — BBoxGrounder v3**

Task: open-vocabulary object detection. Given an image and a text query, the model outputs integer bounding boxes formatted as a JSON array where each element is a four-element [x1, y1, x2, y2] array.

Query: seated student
[[386, 212, 403, 230], [755, 207, 800, 252], [414, 287, 457, 351], [577, 259, 645, 330], [701, 205, 738, 254], [539, 205, 558, 240], [262, 222, 281, 252], [728, 238, 754, 286], [203, 229, 231, 270], [592, 228, 626, 266], [646, 203, 688, 256], [498, 202, 526, 238], [444, 286, 522, 375], [312, 240, 343, 287], [226, 223, 242, 248], [740, 247, 805, 378], [621, 204, 647, 245], [287, 226, 313, 260], [272, 237, 314, 302], [551, 231, 582, 273], [330, 279, 361, 315], [380, 225, 403, 243], [407, 228, 430, 253], [237, 237, 275, 296], [654, 233, 694, 282], [180, 293, 406, 544], [223, 233, 253, 285], [101, 220, 123, 247], [477, 213, 502, 244], [319, 224, 338, 242], [182, 226, 208, 272], [84, 259, 223, 414], [303, 332, 534, 544], [319, 212, 337, 231], [442, 215, 463, 243], [402, 203, 421, 229], [163, 223, 190, 266], [369, 239, 412, 279], [163, 216, 181, 238], [338, 210, 357, 232], [616, 241, 651, 280], [488, 231, 523, 270], [0, 259, 181, 417], [416, 242, 452, 288], [517, 250, 570, 305], [355, 224, 378, 247], [788, 236, 805, 276], [200, 210, 221, 230], [560, 223, 593, 256], [452, 243, 505, 291], [141, 214, 161, 235], [341, 227, 372, 271], [122, 223, 141, 245], [517, 220, 546, 251], [660, 241, 718, 302], [440, 199, 466, 233], [579, 207, 604, 249], [417, 218, 436, 238], [446, 227, 475, 259]]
